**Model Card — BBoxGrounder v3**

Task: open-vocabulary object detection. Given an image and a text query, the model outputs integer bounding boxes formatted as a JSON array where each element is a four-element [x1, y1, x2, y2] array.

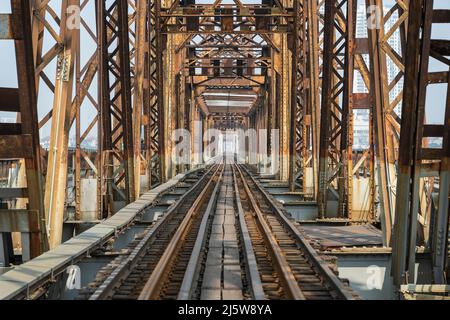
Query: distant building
[[0, 117, 15, 123], [353, 111, 370, 151], [353, 5, 402, 150], [41, 135, 98, 151]]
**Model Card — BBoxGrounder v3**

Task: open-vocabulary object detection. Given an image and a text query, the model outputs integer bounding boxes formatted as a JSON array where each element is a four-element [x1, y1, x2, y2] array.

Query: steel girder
[[0, 0, 48, 258], [366, 0, 410, 245], [130, 0, 146, 197], [391, 0, 450, 287], [315, 0, 376, 221], [35, 0, 77, 248], [166, 0, 284, 173], [32, 0, 101, 246], [185, 34, 271, 78], [305, 0, 320, 199], [31, 0, 143, 244], [288, 0, 309, 196], [98, 0, 136, 216], [160, 4, 291, 34], [125, 0, 165, 191], [317, 0, 357, 218], [147, 0, 165, 188]]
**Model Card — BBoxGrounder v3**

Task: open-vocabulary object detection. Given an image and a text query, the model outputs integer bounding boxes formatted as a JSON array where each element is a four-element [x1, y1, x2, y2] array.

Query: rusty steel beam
[[73, 1, 101, 224], [29, 0, 103, 246], [365, 0, 410, 246], [0, 0, 48, 258], [42, 0, 77, 249], [311, 0, 376, 222], [176, 0, 276, 174], [392, 0, 450, 288], [288, 0, 308, 195], [98, 0, 136, 217], [317, 0, 356, 219], [306, 0, 320, 199], [146, 0, 165, 188], [338, 1, 356, 220], [173, 0, 284, 52], [131, 0, 148, 196]]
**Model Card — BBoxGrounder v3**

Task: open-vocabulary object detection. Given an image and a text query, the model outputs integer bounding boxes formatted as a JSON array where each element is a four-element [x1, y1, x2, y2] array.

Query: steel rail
[[88, 165, 219, 300], [177, 167, 223, 300], [234, 164, 306, 300], [138, 164, 224, 300], [239, 165, 356, 300], [231, 165, 266, 300]]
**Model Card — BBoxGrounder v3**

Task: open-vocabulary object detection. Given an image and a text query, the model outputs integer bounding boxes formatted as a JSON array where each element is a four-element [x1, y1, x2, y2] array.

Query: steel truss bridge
[[0, 0, 449, 300]]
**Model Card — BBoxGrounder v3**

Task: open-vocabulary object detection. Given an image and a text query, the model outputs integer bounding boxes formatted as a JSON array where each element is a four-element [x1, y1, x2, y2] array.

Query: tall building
[[0, 116, 15, 123], [353, 5, 403, 150]]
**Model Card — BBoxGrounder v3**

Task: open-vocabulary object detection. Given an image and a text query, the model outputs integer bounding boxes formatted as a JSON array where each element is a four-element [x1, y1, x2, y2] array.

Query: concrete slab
[[208, 238, 224, 248], [210, 224, 224, 234], [224, 215, 236, 225], [212, 215, 225, 225], [223, 224, 236, 234], [222, 289, 243, 300], [202, 264, 222, 289], [209, 232, 223, 242], [223, 232, 237, 242], [223, 240, 238, 248], [223, 264, 243, 290], [201, 289, 221, 300], [205, 250, 222, 266], [223, 247, 240, 265]]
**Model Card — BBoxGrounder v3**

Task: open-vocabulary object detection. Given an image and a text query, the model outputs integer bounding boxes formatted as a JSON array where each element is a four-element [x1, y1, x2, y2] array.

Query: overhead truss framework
[[170, 0, 296, 177]]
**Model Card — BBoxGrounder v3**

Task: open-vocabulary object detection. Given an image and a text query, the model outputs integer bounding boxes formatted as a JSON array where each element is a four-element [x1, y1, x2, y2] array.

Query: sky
[[0, 0, 448, 139]]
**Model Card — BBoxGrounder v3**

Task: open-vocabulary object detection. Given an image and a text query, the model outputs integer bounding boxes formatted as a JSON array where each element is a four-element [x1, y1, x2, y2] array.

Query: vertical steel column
[[73, 1, 101, 223], [184, 80, 193, 171], [365, 0, 410, 245], [317, 0, 335, 218], [280, 24, 290, 181], [132, 0, 148, 195], [74, 4, 82, 224], [43, 0, 76, 248], [288, 0, 308, 195], [306, 0, 320, 199], [317, 0, 356, 218], [147, 0, 165, 188], [0, 0, 49, 257], [99, 0, 136, 217], [338, 0, 356, 219], [31, 0, 101, 236], [392, 0, 450, 286]]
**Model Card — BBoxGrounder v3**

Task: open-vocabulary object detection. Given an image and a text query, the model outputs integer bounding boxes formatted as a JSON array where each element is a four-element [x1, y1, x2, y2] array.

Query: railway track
[[79, 164, 222, 299], [79, 162, 356, 300], [233, 164, 356, 300]]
